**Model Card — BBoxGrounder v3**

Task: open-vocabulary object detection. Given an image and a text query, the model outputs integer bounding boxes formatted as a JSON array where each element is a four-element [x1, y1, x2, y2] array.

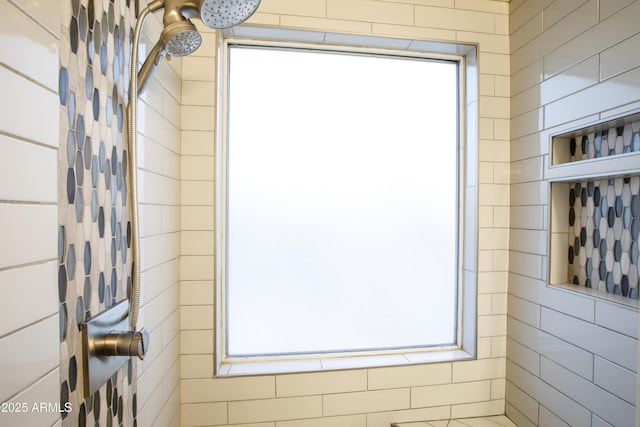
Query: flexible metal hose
[[128, 0, 163, 329], [127, 0, 259, 329]]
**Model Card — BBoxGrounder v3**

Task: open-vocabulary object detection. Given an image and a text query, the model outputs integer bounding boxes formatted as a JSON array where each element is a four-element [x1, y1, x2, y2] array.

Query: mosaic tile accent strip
[[568, 176, 640, 299], [568, 120, 640, 162], [59, 0, 137, 424]]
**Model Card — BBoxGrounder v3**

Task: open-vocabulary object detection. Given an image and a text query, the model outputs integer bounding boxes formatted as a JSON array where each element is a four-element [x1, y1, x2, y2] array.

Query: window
[[216, 28, 478, 373]]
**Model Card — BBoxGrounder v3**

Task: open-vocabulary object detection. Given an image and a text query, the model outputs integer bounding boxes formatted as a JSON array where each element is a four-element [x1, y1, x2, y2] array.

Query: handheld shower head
[[160, 0, 204, 56], [162, 20, 202, 57], [137, 0, 204, 91]]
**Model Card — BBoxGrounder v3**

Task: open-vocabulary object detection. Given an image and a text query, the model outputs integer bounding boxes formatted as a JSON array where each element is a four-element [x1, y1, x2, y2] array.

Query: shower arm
[[128, 0, 164, 329], [136, 38, 164, 93]]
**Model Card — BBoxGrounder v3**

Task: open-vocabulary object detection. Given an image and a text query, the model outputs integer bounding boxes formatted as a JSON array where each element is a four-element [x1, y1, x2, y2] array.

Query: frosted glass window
[[226, 46, 459, 357]]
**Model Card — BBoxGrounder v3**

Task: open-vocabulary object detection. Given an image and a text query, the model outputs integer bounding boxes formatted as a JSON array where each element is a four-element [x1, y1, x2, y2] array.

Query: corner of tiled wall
[[179, 21, 217, 386], [129, 2, 183, 426], [508, 0, 640, 426]]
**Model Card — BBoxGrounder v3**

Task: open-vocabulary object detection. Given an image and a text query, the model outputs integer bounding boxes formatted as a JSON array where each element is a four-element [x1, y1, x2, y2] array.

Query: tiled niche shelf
[[548, 112, 640, 180], [549, 112, 640, 308]]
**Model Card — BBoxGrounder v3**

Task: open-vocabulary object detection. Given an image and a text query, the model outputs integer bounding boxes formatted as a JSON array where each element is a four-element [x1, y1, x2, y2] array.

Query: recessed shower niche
[[548, 112, 640, 305]]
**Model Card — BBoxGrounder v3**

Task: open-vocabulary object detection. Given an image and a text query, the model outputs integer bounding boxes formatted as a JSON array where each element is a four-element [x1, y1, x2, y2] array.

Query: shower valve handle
[[130, 328, 150, 360], [93, 328, 150, 360]]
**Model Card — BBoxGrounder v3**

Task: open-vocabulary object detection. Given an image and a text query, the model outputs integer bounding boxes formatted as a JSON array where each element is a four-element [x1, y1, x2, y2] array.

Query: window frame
[[214, 27, 479, 376]]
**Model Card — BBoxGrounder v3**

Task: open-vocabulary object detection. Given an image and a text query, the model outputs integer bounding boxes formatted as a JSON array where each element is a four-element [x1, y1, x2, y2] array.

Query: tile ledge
[[392, 415, 517, 427], [216, 348, 473, 376], [550, 282, 640, 310]]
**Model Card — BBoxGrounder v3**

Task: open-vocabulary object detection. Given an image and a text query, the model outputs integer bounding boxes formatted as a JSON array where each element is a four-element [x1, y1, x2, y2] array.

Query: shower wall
[[507, 0, 640, 425], [132, 1, 183, 423], [56, 0, 181, 424], [2, 0, 181, 425], [0, 1, 61, 426], [1, 0, 178, 424], [179, 1, 511, 425]]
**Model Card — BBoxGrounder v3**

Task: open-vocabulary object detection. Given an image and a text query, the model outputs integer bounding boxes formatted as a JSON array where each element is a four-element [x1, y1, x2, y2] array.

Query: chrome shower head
[[161, 20, 202, 57], [200, 0, 262, 29]]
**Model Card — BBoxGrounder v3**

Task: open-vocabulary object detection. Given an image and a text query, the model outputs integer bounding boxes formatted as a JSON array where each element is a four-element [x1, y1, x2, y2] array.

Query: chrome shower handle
[[92, 328, 150, 360]]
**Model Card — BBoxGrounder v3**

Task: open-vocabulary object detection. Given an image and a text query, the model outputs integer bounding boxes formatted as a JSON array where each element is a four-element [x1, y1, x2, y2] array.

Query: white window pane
[[226, 47, 459, 356]]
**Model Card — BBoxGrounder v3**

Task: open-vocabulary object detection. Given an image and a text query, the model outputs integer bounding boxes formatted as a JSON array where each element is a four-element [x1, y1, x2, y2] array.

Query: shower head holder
[[136, 0, 261, 91]]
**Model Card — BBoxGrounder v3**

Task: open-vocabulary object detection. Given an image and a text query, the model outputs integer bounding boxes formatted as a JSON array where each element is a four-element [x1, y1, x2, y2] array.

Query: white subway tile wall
[[0, 1, 60, 426], [180, 0, 510, 425], [134, 1, 182, 424], [508, 0, 640, 426]]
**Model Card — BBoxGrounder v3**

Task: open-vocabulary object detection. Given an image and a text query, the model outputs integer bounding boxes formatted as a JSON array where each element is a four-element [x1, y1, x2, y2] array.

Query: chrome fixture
[[82, 0, 260, 398]]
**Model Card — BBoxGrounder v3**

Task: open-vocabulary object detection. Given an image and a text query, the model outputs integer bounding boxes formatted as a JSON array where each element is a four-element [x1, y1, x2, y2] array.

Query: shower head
[[136, 0, 261, 91], [161, 0, 262, 31], [161, 20, 202, 57], [200, 0, 262, 29], [158, 0, 204, 56]]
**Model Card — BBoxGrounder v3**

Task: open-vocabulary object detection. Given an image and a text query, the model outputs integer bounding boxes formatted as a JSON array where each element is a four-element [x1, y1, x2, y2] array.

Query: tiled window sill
[[217, 348, 473, 376]]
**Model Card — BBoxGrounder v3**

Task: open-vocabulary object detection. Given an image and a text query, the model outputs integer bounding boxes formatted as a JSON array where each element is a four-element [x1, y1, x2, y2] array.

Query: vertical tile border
[[58, 0, 137, 424]]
